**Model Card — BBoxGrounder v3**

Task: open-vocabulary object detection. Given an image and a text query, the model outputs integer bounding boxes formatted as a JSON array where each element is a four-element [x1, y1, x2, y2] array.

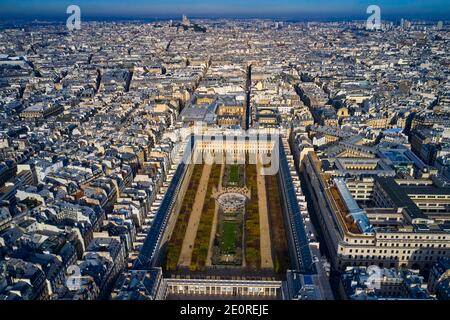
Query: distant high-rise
[[401, 18, 411, 30], [405, 20, 412, 29], [437, 21, 444, 30], [181, 14, 191, 26]]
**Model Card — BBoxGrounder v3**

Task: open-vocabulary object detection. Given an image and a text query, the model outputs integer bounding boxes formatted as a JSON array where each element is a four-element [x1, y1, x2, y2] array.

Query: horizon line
[[0, 14, 449, 23]]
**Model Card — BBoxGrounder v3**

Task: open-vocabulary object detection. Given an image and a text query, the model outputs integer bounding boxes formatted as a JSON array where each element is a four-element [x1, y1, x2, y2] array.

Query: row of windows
[[417, 203, 449, 207], [378, 242, 447, 248], [346, 249, 447, 256], [346, 239, 374, 244], [344, 243, 448, 253], [378, 234, 448, 240], [411, 195, 450, 199], [352, 190, 372, 194], [371, 217, 402, 221], [345, 252, 446, 261], [347, 184, 372, 189]]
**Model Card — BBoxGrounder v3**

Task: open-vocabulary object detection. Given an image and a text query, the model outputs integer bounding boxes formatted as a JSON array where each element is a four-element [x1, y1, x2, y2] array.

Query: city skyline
[[0, 0, 449, 307]]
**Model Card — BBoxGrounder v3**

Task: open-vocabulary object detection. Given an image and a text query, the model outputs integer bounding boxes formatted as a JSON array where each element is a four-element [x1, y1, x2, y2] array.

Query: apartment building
[[302, 151, 450, 272]]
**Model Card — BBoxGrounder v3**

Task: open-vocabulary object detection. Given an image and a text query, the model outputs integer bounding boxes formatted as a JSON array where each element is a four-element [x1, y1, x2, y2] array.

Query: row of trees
[[265, 173, 291, 273], [245, 163, 261, 270], [165, 164, 204, 271], [190, 164, 222, 271]]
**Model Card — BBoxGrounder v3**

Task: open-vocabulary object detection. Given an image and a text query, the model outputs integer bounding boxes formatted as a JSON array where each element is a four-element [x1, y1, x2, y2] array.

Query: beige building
[[302, 151, 450, 272]]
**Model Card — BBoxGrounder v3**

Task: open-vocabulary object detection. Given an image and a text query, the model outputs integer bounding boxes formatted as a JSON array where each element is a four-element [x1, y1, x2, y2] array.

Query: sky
[[0, 0, 449, 20]]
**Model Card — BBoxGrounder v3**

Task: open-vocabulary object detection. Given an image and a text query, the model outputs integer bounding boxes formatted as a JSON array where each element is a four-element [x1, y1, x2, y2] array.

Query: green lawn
[[221, 221, 237, 254], [229, 165, 240, 184], [244, 161, 261, 269]]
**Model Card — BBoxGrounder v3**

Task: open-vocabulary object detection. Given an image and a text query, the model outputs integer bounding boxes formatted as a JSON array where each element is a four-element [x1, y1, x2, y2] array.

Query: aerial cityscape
[[0, 0, 450, 304]]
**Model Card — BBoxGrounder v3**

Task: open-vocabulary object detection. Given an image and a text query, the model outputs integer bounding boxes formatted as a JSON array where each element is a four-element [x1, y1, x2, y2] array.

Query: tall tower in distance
[[181, 14, 191, 26]]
